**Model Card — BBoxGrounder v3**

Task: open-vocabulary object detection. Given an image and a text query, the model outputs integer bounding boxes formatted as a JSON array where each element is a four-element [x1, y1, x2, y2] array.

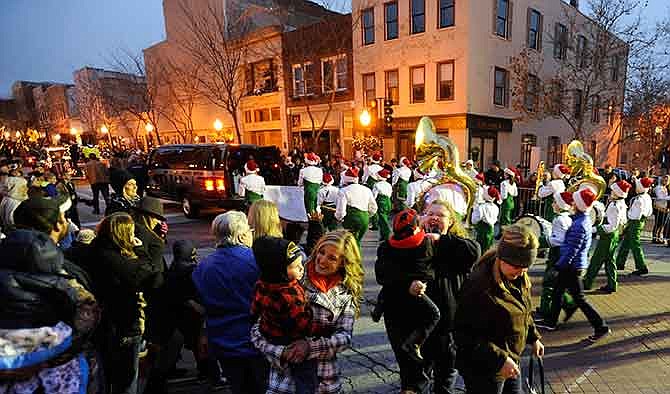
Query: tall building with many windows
[[353, 0, 627, 172]]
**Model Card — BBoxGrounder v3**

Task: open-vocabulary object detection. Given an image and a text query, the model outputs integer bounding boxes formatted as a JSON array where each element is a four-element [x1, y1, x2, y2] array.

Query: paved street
[[73, 183, 670, 393]]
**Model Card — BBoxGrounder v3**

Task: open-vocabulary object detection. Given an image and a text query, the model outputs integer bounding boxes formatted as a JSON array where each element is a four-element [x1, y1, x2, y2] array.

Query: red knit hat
[[555, 191, 574, 211], [245, 160, 258, 173], [371, 152, 382, 163], [553, 164, 571, 179], [377, 168, 391, 179], [304, 152, 320, 165], [636, 177, 653, 192], [574, 188, 596, 212], [342, 166, 359, 184], [389, 208, 425, 248], [401, 157, 411, 167], [611, 180, 631, 198], [475, 172, 485, 184], [484, 186, 500, 202], [322, 173, 334, 185]]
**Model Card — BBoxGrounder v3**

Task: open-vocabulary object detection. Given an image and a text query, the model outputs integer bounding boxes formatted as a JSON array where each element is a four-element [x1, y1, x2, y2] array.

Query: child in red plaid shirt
[[251, 236, 318, 394]]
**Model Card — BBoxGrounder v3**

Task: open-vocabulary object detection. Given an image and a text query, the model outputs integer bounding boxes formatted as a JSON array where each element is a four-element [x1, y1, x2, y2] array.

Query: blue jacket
[[555, 211, 592, 270], [192, 245, 260, 358]]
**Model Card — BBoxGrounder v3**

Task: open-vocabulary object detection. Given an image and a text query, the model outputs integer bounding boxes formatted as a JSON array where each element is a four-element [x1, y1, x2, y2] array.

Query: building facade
[[352, 0, 627, 172], [33, 83, 83, 144]]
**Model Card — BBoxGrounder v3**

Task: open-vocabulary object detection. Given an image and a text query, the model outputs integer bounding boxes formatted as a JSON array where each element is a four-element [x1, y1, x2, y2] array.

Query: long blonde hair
[[426, 199, 469, 238], [248, 200, 283, 239], [309, 230, 364, 317], [98, 212, 137, 258]]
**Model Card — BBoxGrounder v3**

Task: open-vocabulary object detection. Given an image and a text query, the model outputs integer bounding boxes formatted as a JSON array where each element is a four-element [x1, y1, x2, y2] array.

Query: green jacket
[[454, 254, 540, 379]]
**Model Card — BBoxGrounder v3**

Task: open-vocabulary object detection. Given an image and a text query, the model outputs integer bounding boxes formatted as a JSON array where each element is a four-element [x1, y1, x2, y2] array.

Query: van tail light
[[204, 179, 214, 191], [204, 178, 225, 192], [216, 178, 225, 191]]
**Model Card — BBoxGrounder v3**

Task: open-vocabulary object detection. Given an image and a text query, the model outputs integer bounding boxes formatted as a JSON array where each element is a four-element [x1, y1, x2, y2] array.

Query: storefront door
[[469, 130, 497, 171]]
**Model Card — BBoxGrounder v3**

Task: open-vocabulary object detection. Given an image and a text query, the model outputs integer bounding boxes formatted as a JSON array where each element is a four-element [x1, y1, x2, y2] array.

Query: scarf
[[307, 261, 343, 293], [388, 229, 426, 249]]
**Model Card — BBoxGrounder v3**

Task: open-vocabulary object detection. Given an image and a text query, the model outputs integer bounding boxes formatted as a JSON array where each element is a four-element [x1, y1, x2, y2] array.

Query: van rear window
[[150, 147, 212, 170]]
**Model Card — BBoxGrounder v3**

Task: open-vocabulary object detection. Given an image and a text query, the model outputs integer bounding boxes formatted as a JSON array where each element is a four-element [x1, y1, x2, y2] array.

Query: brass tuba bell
[[565, 140, 606, 200]]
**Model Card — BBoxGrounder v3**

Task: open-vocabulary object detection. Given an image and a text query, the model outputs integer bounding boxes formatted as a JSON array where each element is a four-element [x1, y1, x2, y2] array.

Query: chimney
[[570, 0, 579, 8]]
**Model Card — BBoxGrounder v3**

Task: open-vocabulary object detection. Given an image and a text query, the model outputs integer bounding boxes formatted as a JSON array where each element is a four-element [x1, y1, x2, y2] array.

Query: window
[[385, 2, 398, 40], [527, 9, 542, 50], [254, 108, 271, 122], [411, 66, 425, 103], [608, 98, 616, 125], [553, 23, 567, 60], [576, 35, 587, 68], [591, 94, 600, 123], [362, 8, 375, 45], [244, 110, 252, 123], [495, 0, 510, 38], [437, 61, 454, 101], [271, 107, 281, 121], [412, 0, 425, 34], [520, 133, 537, 173], [321, 55, 347, 93], [574, 89, 583, 119], [439, 0, 455, 28], [363, 73, 376, 104], [494, 67, 508, 106], [547, 136, 562, 167], [611, 54, 620, 82], [525, 74, 539, 112], [292, 64, 306, 97], [246, 59, 277, 95], [385, 69, 399, 104]]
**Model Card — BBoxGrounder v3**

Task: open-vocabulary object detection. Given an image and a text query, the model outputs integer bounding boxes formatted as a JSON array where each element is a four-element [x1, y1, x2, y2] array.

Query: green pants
[[616, 218, 647, 271], [321, 205, 338, 231], [475, 221, 494, 252], [539, 247, 575, 316], [500, 195, 515, 225], [343, 207, 369, 248], [376, 195, 391, 241], [542, 195, 556, 222], [392, 179, 408, 212], [303, 181, 320, 215], [366, 179, 379, 229], [584, 229, 620, 290], [245, 190, 263, 206]]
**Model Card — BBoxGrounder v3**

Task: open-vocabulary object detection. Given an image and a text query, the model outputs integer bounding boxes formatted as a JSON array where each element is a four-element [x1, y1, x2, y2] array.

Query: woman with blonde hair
[[455, 224, 543, 394], [248, 199, 283, 239], [251, 229, 365, 393]]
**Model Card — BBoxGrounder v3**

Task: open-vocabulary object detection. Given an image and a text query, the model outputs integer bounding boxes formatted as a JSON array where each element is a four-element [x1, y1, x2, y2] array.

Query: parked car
[[146, 143, 282, 218]]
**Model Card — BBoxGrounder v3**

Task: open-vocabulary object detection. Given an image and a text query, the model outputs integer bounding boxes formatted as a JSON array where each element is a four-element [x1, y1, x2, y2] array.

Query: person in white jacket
[[317, 173, 340, 231], [584, 180, 631, 292], [405, 168, 434, 209], [499, 168, 518, 225], [463, 159, 479, 179], [298, 152, 323, 215], [538, 164, 571, 221], [471, 185, 500, 252], [335, 167, 377, 246], [652, 175, 670, 244], [363, 151, 383, 187], [372, 168, 393, 241], [616, 177, 654, 275]]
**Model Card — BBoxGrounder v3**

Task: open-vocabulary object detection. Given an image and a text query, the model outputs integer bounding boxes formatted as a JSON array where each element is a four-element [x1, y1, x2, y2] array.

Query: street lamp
[[213, 118, 223, 131], [100, 125, 112, 146], [15, 131, 21, 139], [359, 109, 371, 127], [145, 123, 154, 133]]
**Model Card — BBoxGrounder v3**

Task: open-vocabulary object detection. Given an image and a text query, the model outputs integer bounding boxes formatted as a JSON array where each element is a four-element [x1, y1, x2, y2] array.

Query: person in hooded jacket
[[106, 170, 140, 216], [0, 176, 29, 231]]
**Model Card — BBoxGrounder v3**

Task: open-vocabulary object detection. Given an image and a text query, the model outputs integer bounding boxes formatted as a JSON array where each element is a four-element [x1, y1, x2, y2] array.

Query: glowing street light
[[145, 123, 154, 133], [15, 131, 21, 138], [359, 109, 371, 127], [213, 119, 223, 131], [3, 131, 10, 139], [100, 125, 109, 134], [70, 127, 78, 135]]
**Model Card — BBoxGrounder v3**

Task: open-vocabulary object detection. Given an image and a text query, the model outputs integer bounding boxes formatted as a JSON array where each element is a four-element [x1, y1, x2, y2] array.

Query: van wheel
[[182, 196, 200, 219]]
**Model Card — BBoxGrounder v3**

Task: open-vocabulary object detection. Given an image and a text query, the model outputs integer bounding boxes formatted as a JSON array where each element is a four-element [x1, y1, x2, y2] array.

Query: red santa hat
[[245, 160, 259, 173], [504, 167, 516, 177], [483, 186, 501, 202], [370, 151, 382, 164], [552, 164, 571, 179], [322, 173, 334, 185], [573, 188, 596, 212], [635, 177, 654, 193], [400, 157, 411, 167], [342, 166, 359, 184], [611, 180, 631, 199], [304, 152, 321, 166], [555, 191, 574, 211], [475, 172, 485, 184], [377, 168, 391, 180]]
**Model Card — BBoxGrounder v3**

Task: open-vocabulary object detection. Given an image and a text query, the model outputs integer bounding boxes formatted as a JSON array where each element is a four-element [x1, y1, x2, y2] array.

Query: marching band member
[[474, 172, 486, 204], [584, 180, 631, 293], [616, 177, 654, 275], [499, 168, 518, 225], [363, 152, 383, 187], [392, 157, 412, 211], [537, 191, 576, 320], [373, 169, 393, 241], [405, 168, 432, 209], [538, 164, 571, 221], [298, 152, 323, 215], [238, 160, 265, 205], [471, 185, 500, 252], [335, 167, 377, 247], [317, 173, 339, 231]]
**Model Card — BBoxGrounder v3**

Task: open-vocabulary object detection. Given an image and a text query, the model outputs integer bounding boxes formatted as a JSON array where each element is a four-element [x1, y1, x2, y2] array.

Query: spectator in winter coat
[[105, 169, 140, 216], [84, 153, 110, 215], [0, 176, 28, 231]]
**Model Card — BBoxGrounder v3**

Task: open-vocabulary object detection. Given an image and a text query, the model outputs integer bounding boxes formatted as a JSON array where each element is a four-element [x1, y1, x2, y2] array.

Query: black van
[[146, 143, 282, 218]]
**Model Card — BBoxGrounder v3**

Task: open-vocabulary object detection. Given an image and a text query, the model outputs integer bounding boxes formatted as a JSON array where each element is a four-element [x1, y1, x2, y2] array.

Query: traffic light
[[383, 99, 394, 134]]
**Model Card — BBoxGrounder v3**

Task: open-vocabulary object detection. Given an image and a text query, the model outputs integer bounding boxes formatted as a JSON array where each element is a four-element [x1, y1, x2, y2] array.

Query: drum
[[514, 214, 552, 249]]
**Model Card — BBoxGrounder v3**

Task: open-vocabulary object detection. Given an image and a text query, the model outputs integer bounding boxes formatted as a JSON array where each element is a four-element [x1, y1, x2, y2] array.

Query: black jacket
[[134, 222, 166, 289], [0, 230, 78, 329], [375, 237, 435, 297], [105, 194, 139, 216]]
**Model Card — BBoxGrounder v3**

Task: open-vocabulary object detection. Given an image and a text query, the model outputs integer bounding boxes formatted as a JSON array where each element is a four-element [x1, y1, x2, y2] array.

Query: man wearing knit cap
[[537, 191, 576, 320], [335, 167, 377, 246], [392, 157, 412, 211], [615, 177, 654, 275], [471, 185, 500, 252], [299, 152, 323, 215], [317, 173, 339, 231], [373, 168, 393, 240], [538, 163, 571, 221], [537, 188, 610, 341], [499, 167, 519, 225], [239, 160, 266, 206], [583, 180, 631, 293]]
